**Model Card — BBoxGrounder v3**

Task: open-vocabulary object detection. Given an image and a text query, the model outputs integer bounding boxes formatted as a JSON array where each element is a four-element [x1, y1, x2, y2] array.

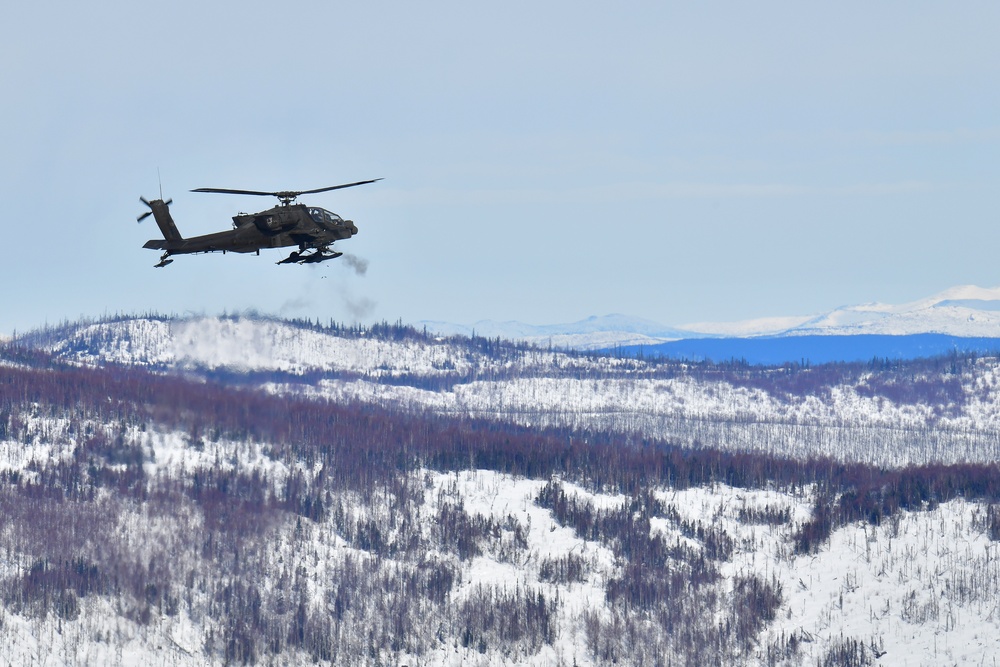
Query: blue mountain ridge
[[601, 334, 1000, 366]]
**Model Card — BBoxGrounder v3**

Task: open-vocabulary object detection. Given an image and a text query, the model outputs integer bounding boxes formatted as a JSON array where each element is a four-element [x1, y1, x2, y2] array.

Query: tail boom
[[139, 198, 182, 242]]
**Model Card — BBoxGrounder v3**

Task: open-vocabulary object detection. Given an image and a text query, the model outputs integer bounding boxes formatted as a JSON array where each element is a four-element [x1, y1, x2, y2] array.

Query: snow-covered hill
[[423, 285, 1000, 349], [19, 314, 1000, 467], [420, 313, 695, 350], [781, 285, 1000, 337], [32, 316, 626, 378], [681, 285, 1000, 338], [7, 316, 1000, 665], [1, 429, 997, 666]]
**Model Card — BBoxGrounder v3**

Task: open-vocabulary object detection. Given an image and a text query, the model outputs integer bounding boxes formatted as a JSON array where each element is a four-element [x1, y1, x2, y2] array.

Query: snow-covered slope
[[308, 369, 1000, 468], [9, 315, 1000, 665], [34, 316, 626, 379], [420, 314, 695, 350], [783, 285, 1000, 337], [44, 317, 477, 376], [21, 314, 1000, 467], [673, 285, 1000, 338], [2, 432, 997, 667], [424, 285, 1000, 348]]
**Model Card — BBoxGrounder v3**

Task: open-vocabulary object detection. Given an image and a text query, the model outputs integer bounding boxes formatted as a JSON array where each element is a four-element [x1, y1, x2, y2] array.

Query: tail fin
[[137, 196, 183, 242]]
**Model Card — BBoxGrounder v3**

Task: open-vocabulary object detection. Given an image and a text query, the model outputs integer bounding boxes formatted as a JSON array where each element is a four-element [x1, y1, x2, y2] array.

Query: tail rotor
[[137, 196, 172, 223]]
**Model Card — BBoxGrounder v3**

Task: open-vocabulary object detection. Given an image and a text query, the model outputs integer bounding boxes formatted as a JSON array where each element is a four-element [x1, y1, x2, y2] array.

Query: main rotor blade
[[190, 187, 276, 196], [191, 179, 382, 199], [296, 178, 383, 195]]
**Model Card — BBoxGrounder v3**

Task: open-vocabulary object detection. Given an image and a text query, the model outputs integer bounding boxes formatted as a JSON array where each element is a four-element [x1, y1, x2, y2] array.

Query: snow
[[647, 484, 1000, 666], [12, 312, 1000, 663], [289, 370, 1000, 467], [768, 499, 1000, 665], [428, 284, 1000, 341], [3, 419, 1000, 667], [392, 478, 1000, 665], [678, 314, 815, 337], [422, 313, 690, 340], [41, 316, 637, 379], [29, 314, 1000, 467], [706, 284, 1000, 338]]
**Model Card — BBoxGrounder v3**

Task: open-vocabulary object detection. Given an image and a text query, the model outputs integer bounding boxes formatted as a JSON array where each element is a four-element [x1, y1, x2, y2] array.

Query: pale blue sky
[[1, 1, 998, 333]]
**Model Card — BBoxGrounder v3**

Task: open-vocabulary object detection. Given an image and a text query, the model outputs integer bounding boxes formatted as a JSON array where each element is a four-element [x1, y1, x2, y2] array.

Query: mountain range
[[423, 285, 1000, 363]]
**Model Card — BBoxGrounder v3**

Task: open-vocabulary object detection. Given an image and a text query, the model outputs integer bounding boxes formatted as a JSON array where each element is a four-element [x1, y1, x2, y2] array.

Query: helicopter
[[138, 179, 381, 267]]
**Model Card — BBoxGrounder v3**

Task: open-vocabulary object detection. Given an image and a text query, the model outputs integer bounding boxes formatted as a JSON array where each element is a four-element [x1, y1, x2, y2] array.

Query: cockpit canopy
[[308, 207, 344, 226]]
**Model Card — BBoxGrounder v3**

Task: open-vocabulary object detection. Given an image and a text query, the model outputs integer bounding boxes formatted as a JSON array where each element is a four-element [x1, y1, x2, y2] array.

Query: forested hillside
[[3, 330, 1000, 665], [23, 314, 1000, 467]]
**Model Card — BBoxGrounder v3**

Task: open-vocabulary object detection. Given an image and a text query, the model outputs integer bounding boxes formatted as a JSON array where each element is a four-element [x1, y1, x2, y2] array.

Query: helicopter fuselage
[[139, 178, 377, 267], [142, 203, 358, 258]]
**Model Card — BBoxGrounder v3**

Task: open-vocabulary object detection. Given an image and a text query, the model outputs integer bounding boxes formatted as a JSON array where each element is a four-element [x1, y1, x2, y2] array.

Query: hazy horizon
[[3, 2, 998, 335]]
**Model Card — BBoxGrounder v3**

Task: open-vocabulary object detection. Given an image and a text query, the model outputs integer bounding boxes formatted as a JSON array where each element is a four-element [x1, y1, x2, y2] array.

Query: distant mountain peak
[[927, 284, 1000, 303], [646, 284, 1000, 339], [419, 314, 694, 350], [787, 285, 1000, 337], [424, 285, 1000, 349]]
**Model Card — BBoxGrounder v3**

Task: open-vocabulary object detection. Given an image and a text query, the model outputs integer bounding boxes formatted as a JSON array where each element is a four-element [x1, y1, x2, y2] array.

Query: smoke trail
[[340, 292, 376, 319], [278, 297, 313, 316], [342, 254, 369, 276]]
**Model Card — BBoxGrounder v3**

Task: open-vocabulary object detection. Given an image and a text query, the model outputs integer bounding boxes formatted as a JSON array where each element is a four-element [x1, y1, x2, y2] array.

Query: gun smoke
[[342, 254, 369, 276]]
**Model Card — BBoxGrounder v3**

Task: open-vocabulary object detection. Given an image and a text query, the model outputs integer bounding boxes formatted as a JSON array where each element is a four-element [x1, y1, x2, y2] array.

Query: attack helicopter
[[138, 179, 381, 267]]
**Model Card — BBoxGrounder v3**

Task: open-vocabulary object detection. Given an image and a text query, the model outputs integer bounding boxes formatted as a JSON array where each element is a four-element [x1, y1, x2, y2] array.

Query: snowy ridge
[[7, 315, 1000, 664], [420, 314, 694, 350], [46, 318, 477, 376], [38, 316, 629, 379], [302, 371, 1000, 468], [420, 313, 692, 339], [676, 314, 814, 337], [423, 285, 1000, 348], [685, 285, 1000, 338], [786, 285, 1000, 337], [27, 314, 1000, 467]]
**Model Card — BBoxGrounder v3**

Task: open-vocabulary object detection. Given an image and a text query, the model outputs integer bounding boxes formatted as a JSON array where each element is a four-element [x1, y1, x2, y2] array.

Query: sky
[[1, 1, 998, 334]]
